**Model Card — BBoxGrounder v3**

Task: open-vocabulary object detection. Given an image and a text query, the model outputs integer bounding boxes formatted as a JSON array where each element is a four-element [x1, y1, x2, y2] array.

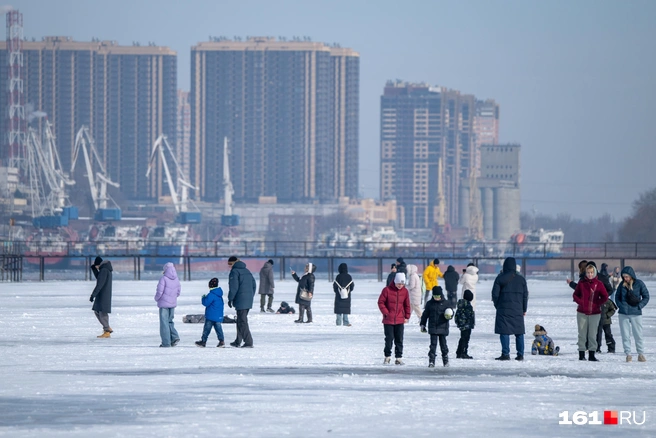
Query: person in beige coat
[[406, 264, 423, 319]]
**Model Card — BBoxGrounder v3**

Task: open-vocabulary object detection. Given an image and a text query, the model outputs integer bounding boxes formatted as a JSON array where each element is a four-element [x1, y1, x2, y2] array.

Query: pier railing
[[3, 239, 656, 259]]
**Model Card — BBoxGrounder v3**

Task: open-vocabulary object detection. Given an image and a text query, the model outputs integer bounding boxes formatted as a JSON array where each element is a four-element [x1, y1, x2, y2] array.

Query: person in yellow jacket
[[423, 259, 444, 304]]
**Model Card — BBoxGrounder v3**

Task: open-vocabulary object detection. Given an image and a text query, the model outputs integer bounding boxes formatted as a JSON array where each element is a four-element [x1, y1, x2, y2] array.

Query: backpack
[[334, 280, 353, 299]]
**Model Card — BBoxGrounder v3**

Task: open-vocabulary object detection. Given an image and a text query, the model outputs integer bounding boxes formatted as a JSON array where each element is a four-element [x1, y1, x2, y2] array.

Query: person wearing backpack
[[615, 266, 650, 362], [333, 263, 354, 326]]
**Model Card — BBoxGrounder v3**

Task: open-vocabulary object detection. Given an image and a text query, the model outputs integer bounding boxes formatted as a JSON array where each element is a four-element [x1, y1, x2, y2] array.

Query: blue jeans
[[159, 307, 180, 347], [500, 334, 525, 356], [201, 319, 224, 342], [618, 314, 644, 354], [336, 314, 350, 325]]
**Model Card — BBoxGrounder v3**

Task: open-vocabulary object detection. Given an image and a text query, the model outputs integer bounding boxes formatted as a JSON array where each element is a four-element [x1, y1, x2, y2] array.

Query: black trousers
[[429, 334, 449, 362], [384, 324, 404, 358], [456, 329, 471, 356], [234, 309, 253, 346], [596, 322, 615, 351]]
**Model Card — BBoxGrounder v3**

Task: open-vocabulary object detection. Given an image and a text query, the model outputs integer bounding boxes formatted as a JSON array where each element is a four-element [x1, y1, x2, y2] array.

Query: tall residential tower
[[190, 37, 359, 203], [0, 37, 177, 201]]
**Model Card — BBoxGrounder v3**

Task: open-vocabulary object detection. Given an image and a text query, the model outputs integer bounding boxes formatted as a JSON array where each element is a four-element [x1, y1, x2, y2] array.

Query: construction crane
[[221, 136, 239, 227], [146, 134, 200, 224], [24, 124, 76, 227], [71, 125, 121, 221]]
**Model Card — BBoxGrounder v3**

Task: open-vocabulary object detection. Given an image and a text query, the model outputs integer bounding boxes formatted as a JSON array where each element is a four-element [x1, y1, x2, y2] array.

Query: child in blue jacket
[[195, 278, 225, 347]]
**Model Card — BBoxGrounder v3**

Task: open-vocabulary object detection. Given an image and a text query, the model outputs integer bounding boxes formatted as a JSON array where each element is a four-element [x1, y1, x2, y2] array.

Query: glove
[[202, 294, 207, 299], [89, 295, 94, 302], [420, 325, 427, 333], [228, 300, 233, 308]]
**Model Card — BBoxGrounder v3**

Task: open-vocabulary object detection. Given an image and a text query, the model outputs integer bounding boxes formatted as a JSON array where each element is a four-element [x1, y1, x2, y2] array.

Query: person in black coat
[[491, 257, 529, 361], [227, 256, 257, 347], [333, 263, 354, 326], [386, 264, 397, 286], [90, 256, 113, 338], [420, 286, 453, 367], [396, 257, 407, 275], [443, 265, 460, 308], [293, 263, 316, 323]]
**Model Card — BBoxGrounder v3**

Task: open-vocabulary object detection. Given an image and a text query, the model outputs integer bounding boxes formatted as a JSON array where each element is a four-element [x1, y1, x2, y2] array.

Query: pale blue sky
[[11, 0, 656, 220]]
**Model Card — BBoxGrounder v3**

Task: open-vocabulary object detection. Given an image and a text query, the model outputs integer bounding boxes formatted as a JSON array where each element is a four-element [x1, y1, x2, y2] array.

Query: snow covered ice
[[1, 276, 655, 437]]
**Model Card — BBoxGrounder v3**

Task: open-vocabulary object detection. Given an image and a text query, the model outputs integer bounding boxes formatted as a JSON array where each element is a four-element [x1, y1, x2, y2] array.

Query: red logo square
[[604, 411, 618, 425]]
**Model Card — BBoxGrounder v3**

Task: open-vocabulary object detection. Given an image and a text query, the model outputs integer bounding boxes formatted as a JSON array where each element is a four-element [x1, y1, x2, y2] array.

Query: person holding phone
[[293, 263, 316, 323]]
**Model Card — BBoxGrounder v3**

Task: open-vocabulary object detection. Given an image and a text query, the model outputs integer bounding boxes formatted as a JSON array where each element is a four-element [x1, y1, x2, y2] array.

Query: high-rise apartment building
[[380, 81, 476, 228], [190, 37, 359, 203], [0, 37, 177, 201]]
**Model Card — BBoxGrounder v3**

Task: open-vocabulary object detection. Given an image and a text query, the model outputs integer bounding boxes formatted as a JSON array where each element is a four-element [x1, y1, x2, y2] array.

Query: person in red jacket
[[573, 264, 609, 361], [378, 272, 411, 365]]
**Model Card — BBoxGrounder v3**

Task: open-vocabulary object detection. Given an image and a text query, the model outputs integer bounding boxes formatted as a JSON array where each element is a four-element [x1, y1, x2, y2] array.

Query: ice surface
[[0, 278, 654, 437]]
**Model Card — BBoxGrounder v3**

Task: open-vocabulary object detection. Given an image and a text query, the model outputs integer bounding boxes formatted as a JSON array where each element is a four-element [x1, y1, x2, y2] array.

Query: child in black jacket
[[420, 286, 453, 367], [455, 289, 475, 359], [276, 301, 296, 314]]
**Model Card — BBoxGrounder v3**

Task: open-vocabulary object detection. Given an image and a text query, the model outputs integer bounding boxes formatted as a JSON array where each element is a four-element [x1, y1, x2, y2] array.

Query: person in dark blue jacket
[[227, 256, 257, 347], [195, 278, 225, 347], [615, 266, 650, 362]]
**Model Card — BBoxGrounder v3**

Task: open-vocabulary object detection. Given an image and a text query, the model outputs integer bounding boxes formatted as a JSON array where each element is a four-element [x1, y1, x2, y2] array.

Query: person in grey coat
[[492, 257, 529, 361], [258, 259, 275, 313], [90, 256, 113, 338], [227, 256, 257, 347]]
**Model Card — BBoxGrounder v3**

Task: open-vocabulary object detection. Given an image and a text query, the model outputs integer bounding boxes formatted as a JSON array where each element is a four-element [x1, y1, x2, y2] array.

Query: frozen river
[[0, 277, 654, 437]]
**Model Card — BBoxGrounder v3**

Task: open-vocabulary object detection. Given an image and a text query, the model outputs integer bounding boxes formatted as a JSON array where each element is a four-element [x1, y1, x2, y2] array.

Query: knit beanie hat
[[267, 259, 274, 265], [209, 278, 219, 288], [535, 324, 545, 332], [394, 272, 406, 284], [433, 258, 440, 265], [94, 256, 103, 266], [396, 257, 404, 263], [432, 286, 443, 298], [390, 263, 397, 269], [463, 289, 474, 302]]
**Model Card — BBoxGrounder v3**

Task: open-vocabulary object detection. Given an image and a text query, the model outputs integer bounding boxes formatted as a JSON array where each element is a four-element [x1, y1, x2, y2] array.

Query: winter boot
[[442, 356, 449, 367], [107, 327, 113, 333], [171, 339, 180, 347], [638, 354, 646, 362], [195, 340, 206, 347], [395, 358, 404, 365], [553, 346, 560, 356], [260, 307, 266, 313], [462, 354, 473, 359], [588, 351, 598, 362], [384, 356, 391, 365], [608, 343, 615, 354], [495, 354, 510, 361], [267, 308, 274, 313], [626, 355, 632, 362], [579, 351, 586, 361], [305, 307, 313, 323], [428, 361, 435, 368], [217, 341, 225, 348], [97, 331, 111, 338], [295, 307, 305, 323], [515, 354, 524, 361], [229, 341, 241, 347]]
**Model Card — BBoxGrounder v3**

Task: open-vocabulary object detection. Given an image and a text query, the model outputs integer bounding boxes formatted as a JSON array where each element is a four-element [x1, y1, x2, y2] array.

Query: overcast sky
[[11, 0, 656, 221]]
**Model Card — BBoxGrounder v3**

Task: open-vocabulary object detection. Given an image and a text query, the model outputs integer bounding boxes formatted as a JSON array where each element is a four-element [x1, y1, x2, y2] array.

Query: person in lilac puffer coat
[[155, 262, 181, 347]]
